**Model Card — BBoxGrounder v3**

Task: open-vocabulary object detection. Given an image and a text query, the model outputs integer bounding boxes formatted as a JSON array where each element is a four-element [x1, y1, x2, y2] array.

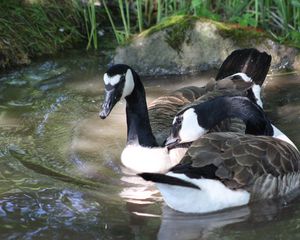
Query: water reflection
[[127, 195, 300, 240], [158, 205, 250, 240], [0, 188, 134, 239]]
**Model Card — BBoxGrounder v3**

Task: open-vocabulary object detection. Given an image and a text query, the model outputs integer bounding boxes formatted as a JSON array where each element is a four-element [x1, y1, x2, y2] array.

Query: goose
[[99, 49, 272, 173], [139, 96, 300, 213]]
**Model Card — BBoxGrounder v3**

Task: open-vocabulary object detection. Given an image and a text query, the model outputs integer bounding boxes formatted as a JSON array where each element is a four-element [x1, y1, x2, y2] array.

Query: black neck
[[125, 72, 158, 147], [194, 96, 273, 136]]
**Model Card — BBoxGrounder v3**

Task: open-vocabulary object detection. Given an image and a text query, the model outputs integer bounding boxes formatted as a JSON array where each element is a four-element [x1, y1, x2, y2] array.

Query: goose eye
[[176, 117, 182, 125]]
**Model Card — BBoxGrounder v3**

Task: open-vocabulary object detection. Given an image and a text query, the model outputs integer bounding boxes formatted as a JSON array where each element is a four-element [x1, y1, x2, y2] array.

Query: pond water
[[0, 50, 300, 239]]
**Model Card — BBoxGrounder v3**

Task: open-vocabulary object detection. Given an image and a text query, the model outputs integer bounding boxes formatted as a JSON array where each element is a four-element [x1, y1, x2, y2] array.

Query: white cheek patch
[[231, 73, 252, 82], [103, 73, 121, 86], [172, 116, 178, 124], [252, 84, 263, 108], [179, 108, 207, 143], [121, 69, 135, 98]]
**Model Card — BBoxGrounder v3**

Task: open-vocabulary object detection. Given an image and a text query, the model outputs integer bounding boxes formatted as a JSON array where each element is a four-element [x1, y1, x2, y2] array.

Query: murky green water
[[0, 51, 300, 239]]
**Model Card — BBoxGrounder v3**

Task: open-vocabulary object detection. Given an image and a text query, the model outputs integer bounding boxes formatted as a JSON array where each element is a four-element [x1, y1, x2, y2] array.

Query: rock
[[113, 16, 300, 75]]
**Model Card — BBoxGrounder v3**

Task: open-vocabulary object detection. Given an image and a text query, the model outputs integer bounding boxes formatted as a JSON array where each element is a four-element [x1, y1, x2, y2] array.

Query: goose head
[[99, 64, 135, 119], [165, 107, 208, 147]]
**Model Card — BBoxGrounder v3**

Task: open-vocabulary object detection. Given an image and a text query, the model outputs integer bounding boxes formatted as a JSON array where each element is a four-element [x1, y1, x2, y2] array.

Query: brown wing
[[179, 132, 300, 200]]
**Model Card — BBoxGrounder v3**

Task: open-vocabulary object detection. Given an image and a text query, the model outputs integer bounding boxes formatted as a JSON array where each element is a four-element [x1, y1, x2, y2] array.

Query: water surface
[[0, 51, 300, 239]]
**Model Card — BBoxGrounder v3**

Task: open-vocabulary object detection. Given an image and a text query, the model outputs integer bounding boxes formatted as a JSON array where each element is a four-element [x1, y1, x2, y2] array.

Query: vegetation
[[103, 0, 300, 47], [83, 0, 99, 50], [1, 0, 300, 70], [0, 0, 85, 69]]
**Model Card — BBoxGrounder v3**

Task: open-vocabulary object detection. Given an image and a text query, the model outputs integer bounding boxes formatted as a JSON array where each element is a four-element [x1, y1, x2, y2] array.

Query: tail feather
[[138, 173, 200, 190], [216, 48, 272, 86]]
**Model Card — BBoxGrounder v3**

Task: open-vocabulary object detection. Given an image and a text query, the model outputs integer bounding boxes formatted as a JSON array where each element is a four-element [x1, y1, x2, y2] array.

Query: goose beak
[[99, 89, 116, 119], [165, 135, 180, 149]]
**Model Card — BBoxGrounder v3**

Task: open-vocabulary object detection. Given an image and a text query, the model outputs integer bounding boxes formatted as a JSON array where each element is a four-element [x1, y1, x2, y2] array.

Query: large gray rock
[[113, 16, 299, 75]]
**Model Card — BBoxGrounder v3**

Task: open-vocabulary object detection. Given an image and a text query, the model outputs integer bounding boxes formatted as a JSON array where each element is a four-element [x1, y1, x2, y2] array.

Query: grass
[[102, 0, 300, 47], [83, 0, 98, 50], [0, 0, 85, 69], [1, 0, 299, 70]]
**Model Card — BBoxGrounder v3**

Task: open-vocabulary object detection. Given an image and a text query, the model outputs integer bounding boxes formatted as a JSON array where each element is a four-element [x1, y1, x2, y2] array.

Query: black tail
[[138, 173, 200, 190], [216, 48, 272, 86]]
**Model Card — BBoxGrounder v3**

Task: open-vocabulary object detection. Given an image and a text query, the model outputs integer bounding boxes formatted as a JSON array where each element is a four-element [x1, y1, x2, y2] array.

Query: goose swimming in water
[[139, 96, 300, 213], [99, 48, 274, 173]]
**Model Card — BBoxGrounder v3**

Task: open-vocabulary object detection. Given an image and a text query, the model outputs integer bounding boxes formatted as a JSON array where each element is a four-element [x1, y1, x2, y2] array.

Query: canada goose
[[165, 96, 274, 147], [166, 94, 298, 149], [139, 96, 300, 213], [99, 49, 272, 173]]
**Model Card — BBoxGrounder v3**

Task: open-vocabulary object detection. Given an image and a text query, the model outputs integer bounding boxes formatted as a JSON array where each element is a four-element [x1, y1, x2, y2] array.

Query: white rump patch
[[231, 73, 252, 82], [103, 73, 122, 86], [156, 173, 250, 213], [179, 108, 207, 143], [272, 124, 298, 150], [121, 145, 175, 173], [122, 69, 135, 98]]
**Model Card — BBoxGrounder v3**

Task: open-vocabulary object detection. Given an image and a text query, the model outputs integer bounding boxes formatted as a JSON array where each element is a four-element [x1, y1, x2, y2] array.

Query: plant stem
[[102, 0, 120, 44]]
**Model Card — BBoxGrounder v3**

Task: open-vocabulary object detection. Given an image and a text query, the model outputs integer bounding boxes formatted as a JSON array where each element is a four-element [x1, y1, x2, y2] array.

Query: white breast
[[169, 147, 188, 165], [121, 145, 174, 173]]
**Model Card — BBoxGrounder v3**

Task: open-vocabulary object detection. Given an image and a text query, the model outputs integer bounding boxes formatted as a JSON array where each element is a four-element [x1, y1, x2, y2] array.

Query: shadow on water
[[0, 50, 300, 239]]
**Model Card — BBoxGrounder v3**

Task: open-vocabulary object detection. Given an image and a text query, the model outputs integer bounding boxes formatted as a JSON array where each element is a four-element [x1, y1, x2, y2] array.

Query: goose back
[[176, 132, 300, 200]]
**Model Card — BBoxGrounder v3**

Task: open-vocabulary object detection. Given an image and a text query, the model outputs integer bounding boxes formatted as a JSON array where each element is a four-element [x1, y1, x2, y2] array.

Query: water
[[0, 50, 300, 239]]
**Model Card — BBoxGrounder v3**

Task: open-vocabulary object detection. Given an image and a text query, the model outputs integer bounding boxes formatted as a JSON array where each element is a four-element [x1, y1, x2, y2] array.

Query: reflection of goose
[[119, 174, 161, 204], [157, 197, 292, 240], [157, 204, 250, 240], [139, 96, 300, 213], [99, 49, 272, 173]]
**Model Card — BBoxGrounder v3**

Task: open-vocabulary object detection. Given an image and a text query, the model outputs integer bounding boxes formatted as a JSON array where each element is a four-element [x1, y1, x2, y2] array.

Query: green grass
[[1, 0, 299, 70], [84, 0, 98, 50], [0, 0, 85, 69], [102, 0, 300, 47]]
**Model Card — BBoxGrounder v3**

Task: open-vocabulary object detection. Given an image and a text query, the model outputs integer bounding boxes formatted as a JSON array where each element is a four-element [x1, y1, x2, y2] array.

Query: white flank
[[103, 73, 121, 86], [230, 73, 252, 82], [156, 173, 250, 213], [122, 69, 135, 98], [272, 124, 298, 150], [121, 145, 175, 173], [179, 108, 207, 143], [252, 84, 263, 108]]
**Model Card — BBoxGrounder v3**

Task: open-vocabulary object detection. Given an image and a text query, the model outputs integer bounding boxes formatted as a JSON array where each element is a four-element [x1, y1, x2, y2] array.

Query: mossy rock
[[140, 15, 197, 54], [113, 16, 299, 75]]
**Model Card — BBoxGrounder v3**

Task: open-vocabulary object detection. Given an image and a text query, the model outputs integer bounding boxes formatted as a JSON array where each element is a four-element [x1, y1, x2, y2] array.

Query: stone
[[112, 16, 300, 75]]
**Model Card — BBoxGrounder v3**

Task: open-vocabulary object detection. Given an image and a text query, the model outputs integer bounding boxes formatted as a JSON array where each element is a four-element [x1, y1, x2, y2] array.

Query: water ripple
[[36, 95, 68, 136]]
